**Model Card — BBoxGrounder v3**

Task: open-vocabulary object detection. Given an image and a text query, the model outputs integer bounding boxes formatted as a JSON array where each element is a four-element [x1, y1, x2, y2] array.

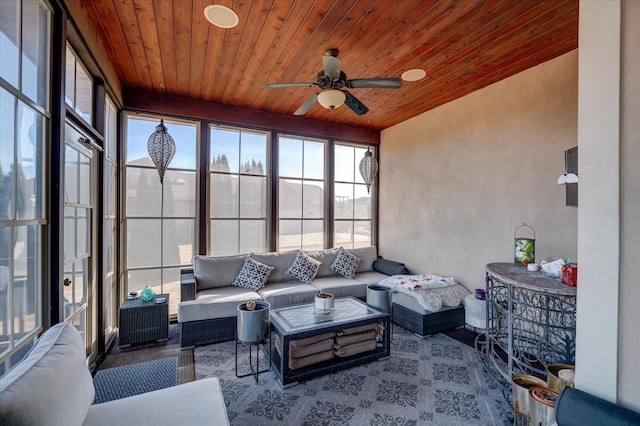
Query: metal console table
[[479, 263, 576, 381]]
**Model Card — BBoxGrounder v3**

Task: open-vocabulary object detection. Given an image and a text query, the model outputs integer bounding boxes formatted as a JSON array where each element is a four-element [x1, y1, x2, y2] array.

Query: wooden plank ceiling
[[83, 0, 578, 130]]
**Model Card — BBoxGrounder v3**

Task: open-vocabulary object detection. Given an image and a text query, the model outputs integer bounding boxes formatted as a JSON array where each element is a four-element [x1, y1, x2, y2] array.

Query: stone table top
[[486, 263, 576, 296]]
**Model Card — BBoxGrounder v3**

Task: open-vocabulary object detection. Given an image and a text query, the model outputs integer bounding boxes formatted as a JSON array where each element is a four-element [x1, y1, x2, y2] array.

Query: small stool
[[464, 293, 486, 331]]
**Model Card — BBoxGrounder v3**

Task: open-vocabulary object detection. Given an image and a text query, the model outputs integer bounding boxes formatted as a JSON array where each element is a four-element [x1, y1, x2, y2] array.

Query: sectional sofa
[[178, 246, 393, 347]]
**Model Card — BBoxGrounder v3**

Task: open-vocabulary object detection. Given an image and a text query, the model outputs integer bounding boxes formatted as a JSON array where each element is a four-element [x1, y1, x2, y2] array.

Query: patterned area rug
[[195, 326, 512, 425], [93, 357, 178, 404]]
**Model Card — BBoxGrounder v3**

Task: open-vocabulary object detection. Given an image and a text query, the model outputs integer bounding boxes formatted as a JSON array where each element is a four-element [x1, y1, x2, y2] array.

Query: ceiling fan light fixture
[[401, 69, 426, 82], [204, 4, 239, 28], [317, 89, 346, 110]]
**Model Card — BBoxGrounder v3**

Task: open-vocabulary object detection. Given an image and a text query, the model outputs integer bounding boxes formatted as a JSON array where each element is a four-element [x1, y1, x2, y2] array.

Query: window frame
[[122, 112, 199, 316], [0, 0, 52, 374], [276, 134, 328, 252], [208, 124, 271, 256], [333, 142, 376, 249]]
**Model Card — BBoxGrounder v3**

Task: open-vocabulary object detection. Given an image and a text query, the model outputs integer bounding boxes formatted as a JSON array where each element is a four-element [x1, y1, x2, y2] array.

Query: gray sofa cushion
[[194, 254, 245, 290], [354, 271, 390, 286], [306, 248, 339, 278], [251, 250, 298, 283], [0, 322, 95, 426], [311, 276, 368, 299], [348, 246, 377, 272], [257, 281, 318, 309], [178, 286, 262, 323]]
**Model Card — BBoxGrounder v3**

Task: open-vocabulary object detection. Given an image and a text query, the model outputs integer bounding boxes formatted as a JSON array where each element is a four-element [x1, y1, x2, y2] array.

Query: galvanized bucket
[[514, 223, 536, 265], [512, 374, 546, 422], [237, 301, 270, 343], [367, 285, 392, 313]]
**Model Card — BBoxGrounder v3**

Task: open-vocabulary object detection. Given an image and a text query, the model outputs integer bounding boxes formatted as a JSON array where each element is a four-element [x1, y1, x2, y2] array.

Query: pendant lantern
[[359, 147, 378, 194], [147, 118, 176, 184]]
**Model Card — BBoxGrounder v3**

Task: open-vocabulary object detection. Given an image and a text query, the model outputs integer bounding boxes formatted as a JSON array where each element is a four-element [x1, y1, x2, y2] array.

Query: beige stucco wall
[[577, 0, 640, 409], [576, 0, 622, 399], [618, 0, 640, 410], [378, 51, 578, 290]]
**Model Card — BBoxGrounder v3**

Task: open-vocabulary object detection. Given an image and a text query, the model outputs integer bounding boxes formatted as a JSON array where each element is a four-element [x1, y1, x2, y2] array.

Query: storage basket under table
[[119, 294, 169, 347]]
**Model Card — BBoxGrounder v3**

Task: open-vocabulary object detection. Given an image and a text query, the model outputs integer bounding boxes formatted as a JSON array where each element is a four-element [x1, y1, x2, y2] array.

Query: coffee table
[[270, 296, 390, 387]]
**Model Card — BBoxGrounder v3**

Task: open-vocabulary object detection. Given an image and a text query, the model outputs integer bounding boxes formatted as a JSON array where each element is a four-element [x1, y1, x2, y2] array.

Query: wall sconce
[[558, 148, 578, 184]]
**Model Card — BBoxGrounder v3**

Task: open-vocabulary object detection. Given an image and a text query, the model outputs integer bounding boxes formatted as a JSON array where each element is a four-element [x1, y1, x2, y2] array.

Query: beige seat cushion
[[257, 281, 318, 309], [337, 322, 379, 335], [178, 286, 261, 323], [289, 332, 336, 347], [335, 329, 377, 347], [335, 339, 378, 357], [288, 349, 334, 370]]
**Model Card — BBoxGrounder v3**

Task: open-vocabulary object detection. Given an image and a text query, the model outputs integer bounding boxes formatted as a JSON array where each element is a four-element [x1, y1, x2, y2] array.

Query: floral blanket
[[378, 274, 470, 312]]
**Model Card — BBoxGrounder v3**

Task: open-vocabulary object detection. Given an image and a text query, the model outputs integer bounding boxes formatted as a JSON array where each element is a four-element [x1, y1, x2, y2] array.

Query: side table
[[119, 293, 169, 347], [464, 293, 486, 331]]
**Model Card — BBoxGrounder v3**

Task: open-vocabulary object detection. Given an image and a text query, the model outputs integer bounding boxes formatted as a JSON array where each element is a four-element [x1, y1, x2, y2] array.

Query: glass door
[[63, 122, 98, 364]]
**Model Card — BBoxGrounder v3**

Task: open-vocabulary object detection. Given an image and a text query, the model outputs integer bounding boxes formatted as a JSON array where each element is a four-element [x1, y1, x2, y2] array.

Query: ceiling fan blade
[[343, 90, 369, 115], [322, 55, 341, 79], [263, 82, 317, 89], [294, 94, 318, 116], [347, 78, 402, 89]]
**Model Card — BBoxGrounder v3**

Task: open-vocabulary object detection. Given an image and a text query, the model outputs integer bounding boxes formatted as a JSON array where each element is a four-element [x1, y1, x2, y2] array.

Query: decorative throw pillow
[[330, 247, 361, 279], [231, 256, 275, 291], [285, 251, 321, 284]]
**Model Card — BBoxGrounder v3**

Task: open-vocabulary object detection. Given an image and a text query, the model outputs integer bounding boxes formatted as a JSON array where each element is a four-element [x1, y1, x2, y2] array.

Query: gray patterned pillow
[[330, 247, 362, 279], [285, 251, 321, 284], [231, 256, 275, 291]]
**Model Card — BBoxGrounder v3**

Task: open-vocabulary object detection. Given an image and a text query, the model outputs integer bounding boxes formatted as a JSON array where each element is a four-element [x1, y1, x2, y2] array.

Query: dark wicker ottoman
[[392, 303, 465, 337], [119, 293, 169, 347]]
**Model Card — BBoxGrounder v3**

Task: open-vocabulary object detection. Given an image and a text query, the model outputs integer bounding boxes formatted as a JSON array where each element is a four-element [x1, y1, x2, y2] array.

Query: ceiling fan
[[263, 49, 402, 116]]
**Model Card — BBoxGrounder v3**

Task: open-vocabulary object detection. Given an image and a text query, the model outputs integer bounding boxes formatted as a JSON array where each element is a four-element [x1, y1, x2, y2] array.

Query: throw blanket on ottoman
[[378, 274, 470, 312]]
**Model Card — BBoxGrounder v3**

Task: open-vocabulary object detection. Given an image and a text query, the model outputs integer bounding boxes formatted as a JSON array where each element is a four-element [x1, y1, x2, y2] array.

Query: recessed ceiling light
[[204, 4, 239, 29], [401, 69, 426, 82]]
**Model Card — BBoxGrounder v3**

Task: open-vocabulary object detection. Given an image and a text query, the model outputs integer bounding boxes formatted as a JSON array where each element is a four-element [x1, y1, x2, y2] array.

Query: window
[[278, 136, 326, 251], [210, 126, 269, 255], [0, 0, 51, 375], [334, 144, 373, 248], [65, 43, 93, 124], [103, 97, 117, 335], [124, 114, 197, 315]]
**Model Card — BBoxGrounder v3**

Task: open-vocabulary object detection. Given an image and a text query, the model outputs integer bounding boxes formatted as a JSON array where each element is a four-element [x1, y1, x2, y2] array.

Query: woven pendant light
[[147, 119, 176, 183], [359, 147, 378, 194]]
